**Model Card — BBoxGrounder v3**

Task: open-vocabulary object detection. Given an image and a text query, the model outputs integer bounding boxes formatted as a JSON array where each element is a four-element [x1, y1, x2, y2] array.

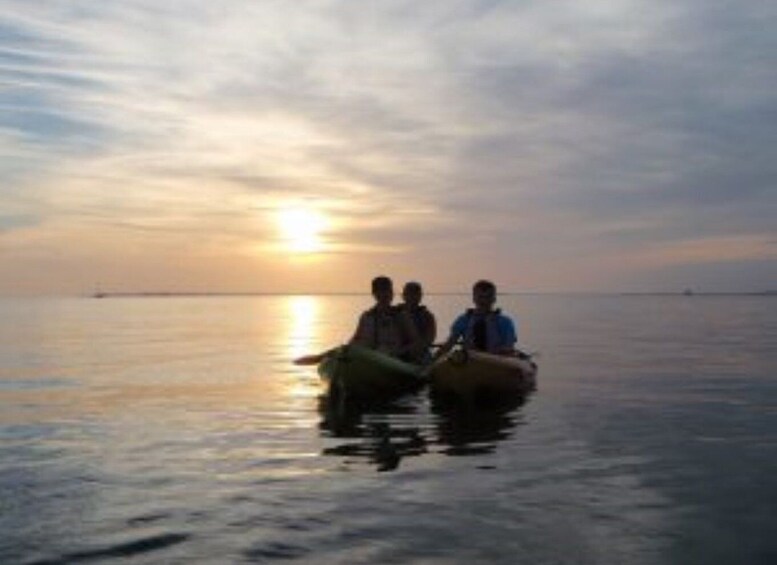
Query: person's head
[[402, 281, 423, 308], [472, 279, 497, 311], [371, 276, 394, 307]]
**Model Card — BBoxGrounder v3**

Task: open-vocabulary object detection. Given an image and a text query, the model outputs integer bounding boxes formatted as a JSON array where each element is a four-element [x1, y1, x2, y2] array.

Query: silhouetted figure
[[350, 276, 422, 360], [434, 280, 517, 360], [399, 281, 436, 363]]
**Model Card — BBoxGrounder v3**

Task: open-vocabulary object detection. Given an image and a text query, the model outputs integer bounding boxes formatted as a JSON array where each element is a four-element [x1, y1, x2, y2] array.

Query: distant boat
[[683, 288, 694, 296]]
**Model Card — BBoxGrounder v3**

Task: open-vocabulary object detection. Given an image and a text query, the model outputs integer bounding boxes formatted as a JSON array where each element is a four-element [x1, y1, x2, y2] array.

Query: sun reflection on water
[[285, 296, 324, 397], [287, 296, 318, 358]]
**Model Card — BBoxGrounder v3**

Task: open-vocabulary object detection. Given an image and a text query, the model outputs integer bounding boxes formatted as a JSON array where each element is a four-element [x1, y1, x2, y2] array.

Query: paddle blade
[[293, 353, 326, 366]]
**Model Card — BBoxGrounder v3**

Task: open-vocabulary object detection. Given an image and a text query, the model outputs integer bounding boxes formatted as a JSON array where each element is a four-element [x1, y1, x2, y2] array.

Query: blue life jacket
[[461, 309, 512, 353]]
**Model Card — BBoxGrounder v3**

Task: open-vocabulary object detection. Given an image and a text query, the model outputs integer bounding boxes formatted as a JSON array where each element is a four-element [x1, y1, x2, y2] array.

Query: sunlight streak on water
[[286, 295, 320, 363], [283, 295, 325, 403]]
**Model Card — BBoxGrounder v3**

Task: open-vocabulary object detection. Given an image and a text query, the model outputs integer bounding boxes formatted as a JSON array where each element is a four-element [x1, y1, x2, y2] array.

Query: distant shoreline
[[618, 291, 777, 297], [86, 291, 777, 299]]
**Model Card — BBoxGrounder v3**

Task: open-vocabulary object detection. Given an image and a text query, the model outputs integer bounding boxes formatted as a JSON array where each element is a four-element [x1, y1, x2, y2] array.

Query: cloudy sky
[[1, 0, 775, 295]]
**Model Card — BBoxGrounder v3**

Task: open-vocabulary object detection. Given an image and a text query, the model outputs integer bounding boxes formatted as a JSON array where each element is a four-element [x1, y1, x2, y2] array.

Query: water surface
[[1, 295, 775, 564]]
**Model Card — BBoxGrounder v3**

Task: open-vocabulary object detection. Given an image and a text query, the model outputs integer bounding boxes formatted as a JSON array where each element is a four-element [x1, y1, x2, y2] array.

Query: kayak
[[429, 348, 537, 402], [318, 345, 425, 402]]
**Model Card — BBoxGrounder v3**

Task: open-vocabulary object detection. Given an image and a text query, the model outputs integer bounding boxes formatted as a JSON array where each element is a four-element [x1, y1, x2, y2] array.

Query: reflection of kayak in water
[[430, 396, 524, 456], [318, 345, 425, 403], [429, 348, 538, 403]]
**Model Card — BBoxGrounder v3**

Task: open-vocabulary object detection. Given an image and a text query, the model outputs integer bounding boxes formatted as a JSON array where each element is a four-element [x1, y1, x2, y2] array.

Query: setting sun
[[276, 207, 328, 254]]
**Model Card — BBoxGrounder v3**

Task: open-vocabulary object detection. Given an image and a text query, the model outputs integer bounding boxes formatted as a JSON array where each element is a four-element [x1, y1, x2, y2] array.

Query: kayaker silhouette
[[399, 281, 437, 363], [433, 280, 517, 361], [350, 276, 423, 360]]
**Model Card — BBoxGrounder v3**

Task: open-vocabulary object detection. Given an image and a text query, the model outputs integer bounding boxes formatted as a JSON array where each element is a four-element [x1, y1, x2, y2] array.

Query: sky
[[1, 0, 775, 295]]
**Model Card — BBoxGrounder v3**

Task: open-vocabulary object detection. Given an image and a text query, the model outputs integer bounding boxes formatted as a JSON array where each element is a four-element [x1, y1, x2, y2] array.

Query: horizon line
[[43, 288, 777, 298]]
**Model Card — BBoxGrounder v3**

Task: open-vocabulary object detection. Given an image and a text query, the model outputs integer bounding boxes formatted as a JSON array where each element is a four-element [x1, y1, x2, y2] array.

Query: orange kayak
[[430, 349, 538, 401]]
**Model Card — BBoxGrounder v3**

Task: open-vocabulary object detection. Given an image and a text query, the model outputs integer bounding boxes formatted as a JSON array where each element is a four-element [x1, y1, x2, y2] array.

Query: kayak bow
[[429, 348, 538, 401], [318, 345, 425, 402]]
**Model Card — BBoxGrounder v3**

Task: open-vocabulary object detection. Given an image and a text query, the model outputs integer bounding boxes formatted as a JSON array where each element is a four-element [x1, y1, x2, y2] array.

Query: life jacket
[[403, 305, 433, 340], [362, 305, 409, 355], [461, 309, 506, 353]]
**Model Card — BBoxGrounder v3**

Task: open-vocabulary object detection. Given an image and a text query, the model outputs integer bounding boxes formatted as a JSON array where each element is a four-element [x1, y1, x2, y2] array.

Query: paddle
[[293, 344, 538, 366], [294, 342, 437, 366], [293, 349, 335, 366], [516, 348, 540, 360]]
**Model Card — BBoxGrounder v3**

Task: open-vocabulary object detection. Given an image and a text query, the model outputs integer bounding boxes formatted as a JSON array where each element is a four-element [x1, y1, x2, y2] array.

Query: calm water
[[1, 295, 775, 564]]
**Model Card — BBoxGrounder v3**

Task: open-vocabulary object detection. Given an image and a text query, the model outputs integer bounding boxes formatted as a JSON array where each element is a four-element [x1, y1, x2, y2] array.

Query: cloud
[[0, 0, 775, 292], [0, 213, 37, 233]]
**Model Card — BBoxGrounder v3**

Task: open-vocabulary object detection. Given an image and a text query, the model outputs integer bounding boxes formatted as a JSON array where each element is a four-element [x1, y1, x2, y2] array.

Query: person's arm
[[349, 312, 369, 346], [397, 310, 422, 357], [496, 316, 517, 355], [424, 311, 437, 348], [429, 315, 464, 363]]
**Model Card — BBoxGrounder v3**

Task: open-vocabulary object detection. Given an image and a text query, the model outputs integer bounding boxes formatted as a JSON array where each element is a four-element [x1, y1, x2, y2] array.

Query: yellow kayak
[[430, 348, 537, 401]]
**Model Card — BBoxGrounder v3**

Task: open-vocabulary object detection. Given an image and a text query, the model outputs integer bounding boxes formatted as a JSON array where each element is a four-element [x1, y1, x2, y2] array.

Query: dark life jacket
[[462, 309, 506, 353], [361, 305, 409, 354], [403, 305, 433, 340]]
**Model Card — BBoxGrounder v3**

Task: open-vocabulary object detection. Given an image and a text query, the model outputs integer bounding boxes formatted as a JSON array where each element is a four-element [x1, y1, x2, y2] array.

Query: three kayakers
[[350, 276, 425, 361], [433, 279, 517, 359], [399, 281, 437, 362]]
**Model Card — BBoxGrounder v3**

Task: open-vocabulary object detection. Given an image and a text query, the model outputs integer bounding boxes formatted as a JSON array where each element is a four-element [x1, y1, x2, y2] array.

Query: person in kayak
[[399, 281, 437, 362], [350, 276, 423, 360], [433, 279, 517, 359]]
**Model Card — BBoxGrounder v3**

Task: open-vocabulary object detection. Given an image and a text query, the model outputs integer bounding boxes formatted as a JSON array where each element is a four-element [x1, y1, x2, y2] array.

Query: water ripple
[[25, 532, 190, 564]]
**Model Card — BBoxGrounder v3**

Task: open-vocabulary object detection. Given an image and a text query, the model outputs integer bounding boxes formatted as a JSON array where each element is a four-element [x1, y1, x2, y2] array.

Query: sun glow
[[276, 207, 328, 254]]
